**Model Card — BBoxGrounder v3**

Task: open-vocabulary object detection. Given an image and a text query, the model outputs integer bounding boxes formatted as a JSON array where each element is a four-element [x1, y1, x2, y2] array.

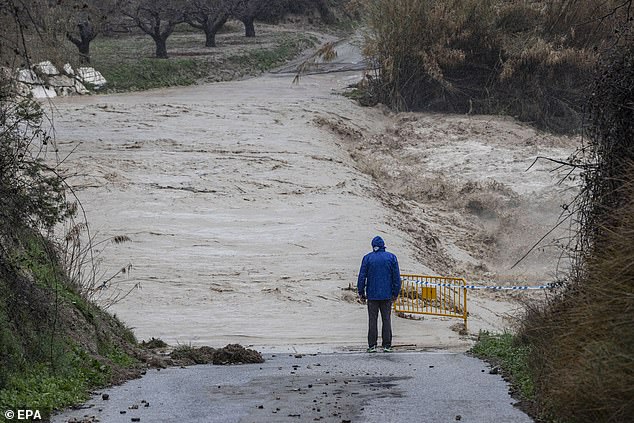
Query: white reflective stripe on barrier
[[402, 278, 554, 290]]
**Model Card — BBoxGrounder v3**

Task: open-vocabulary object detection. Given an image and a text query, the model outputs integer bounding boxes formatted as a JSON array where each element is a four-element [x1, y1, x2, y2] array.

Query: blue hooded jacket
[[357, 236, 401, 301]]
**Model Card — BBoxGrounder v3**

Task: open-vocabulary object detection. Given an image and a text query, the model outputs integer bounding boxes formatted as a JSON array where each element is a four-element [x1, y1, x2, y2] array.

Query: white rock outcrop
[[12, 61, 103, 98], [63, 63, 75, 76]]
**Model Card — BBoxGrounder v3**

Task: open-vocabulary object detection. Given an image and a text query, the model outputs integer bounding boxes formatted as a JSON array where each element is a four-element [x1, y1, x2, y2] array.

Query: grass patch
[[84, 28, 316, 92], [100, 58, 206, 92], [470, 331, 533, 400], [0, 233, 141, 421], [0, 353, 111, 421], [0, 367, 89, 420], [227, 36, 315, 72]]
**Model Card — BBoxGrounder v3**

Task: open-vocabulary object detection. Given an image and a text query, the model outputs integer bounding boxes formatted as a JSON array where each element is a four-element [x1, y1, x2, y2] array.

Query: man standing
[[357, 236, 401, 353]]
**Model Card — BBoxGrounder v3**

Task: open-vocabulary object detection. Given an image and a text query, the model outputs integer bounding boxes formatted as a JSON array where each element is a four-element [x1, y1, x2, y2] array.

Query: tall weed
[[361, 0, 623, 132], [519, 26, 633, 422]]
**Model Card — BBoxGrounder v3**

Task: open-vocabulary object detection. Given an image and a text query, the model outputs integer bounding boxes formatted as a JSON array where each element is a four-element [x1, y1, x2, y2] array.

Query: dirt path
[[49, 42, 576, 353]]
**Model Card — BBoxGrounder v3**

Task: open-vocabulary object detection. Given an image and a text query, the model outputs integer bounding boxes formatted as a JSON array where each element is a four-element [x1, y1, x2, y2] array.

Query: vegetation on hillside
[[518, 24, 633, 422], [470, 332, 533, 401], [359, 0, 629, 133], [472, 15, 633, 423], [0, 5, 144, 420]]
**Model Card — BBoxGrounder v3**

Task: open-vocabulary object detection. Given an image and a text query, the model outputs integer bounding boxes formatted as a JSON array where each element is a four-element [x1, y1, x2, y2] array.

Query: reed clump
[[361, 0, 627, 133]]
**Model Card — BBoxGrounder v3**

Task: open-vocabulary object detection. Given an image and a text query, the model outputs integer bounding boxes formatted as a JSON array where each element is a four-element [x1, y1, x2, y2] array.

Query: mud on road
[[49, 40, 578, 351]]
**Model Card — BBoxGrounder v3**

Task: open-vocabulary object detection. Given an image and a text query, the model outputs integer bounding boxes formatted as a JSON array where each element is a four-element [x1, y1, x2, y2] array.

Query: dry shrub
[[363, 0, 495, 111], [519, 25, 634, 422], [545, 0, 631, 48], [521, 168, 634, 422], [580, 27, 634, 244], [0, 0, 75, 69], [361, 0, 624, 133]]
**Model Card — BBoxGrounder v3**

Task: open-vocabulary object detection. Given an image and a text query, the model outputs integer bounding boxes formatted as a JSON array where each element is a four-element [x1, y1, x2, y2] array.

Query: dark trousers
[[367, 299, 393, 348]]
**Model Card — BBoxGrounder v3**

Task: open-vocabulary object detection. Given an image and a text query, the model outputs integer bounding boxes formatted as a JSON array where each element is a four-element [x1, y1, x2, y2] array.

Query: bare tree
[[65, 0, 118, 64], [122, 0, 186, 58], [185, 0, 231, 47], [0, 0, 68, 66], [229, 0, 270, 37], [229, 0, 334, 38]]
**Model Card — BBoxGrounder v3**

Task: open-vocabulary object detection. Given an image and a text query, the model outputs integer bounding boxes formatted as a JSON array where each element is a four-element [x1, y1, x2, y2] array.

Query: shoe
[[367, 346, 377, 353], [383, 346, 393, 353]]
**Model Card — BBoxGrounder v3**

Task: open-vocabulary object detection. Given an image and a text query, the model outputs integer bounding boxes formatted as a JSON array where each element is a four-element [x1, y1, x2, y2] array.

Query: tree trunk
[[205, 29, 217, 47], [242, 17, 255, 38], [204, 16, 228, 47], [78, 40, 91, 64], [68, 22, 96, 64], [316, 1, 336, 25], [154, 36, 168, 58]]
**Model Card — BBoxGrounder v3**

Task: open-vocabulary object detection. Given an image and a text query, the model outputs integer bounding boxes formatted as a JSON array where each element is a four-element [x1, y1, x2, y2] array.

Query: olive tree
[[122, 0, 186, 58], [184, 0, 231, 47], [229, 0, 334, 38], [65, 0, 119, 64]]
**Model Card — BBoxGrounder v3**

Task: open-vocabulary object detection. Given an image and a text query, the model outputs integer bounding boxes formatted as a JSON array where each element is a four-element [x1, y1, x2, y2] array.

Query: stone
[[74, 79, 90, 95], [48, 75, 76, 96], [49, 75, 75, 88], [53, 85, 75, 96], [35, 60, 59, 76], [17, 69, 42, 84], [77, 67, 107, 88], [15, 82, 31, 98], [30, 85, 57, 98], [63, 63, 75, 76]]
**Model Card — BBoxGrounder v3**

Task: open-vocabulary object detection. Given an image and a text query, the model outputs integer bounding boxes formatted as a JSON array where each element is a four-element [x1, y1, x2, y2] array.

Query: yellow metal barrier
[[394, 274, 468, 330]]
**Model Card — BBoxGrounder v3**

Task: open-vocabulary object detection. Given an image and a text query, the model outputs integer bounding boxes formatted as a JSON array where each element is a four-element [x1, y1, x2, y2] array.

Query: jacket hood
[[372, 236, 386, 251]]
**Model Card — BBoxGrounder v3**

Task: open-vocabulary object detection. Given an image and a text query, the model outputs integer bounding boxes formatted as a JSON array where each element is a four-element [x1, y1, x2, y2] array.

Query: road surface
[[52, 351, 532, 423]]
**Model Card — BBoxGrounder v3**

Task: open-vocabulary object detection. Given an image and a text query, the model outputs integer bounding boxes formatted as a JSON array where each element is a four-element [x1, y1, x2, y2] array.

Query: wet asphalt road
[[52, 351, 532, 423]]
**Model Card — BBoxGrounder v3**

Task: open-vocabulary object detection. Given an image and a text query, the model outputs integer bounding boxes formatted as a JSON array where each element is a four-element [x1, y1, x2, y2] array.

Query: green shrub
[[0, 368, 88, 420], [470, 331, 533, 400], [228, 36, 315, 71], [1, 6, 141, 421]]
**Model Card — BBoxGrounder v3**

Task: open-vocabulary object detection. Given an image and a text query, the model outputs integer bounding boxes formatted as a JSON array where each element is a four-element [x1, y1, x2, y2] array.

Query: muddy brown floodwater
[[48, 52, 578, 352]]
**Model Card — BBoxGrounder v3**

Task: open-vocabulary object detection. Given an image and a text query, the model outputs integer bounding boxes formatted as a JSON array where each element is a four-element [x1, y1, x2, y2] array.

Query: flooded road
[[49, 41, 575, 351], [51, 70, 449, 349]]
